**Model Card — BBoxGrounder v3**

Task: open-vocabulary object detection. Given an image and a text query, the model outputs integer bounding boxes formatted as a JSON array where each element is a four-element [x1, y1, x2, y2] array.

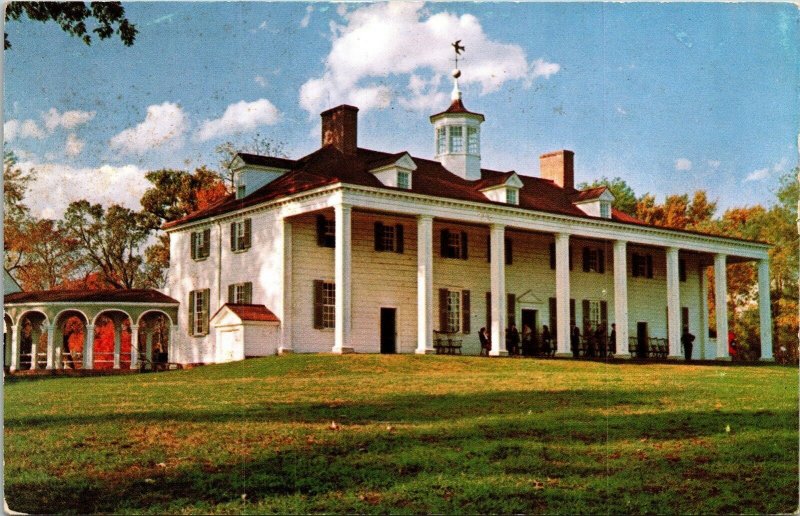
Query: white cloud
[[254, 75, 268, 87], [707, 159, 721, 169], [399, 74, 448, 111], [109, 102, 188, 154], [300, 5, 313, 28], [299, 2, 560, 114], [772, 157, 788, 172], [16, 160, 148, 219], [195, 99, 281, 141], [42, 108, 96, 131], [674, 158, 692, 171], [745, 167, 769, 182], [65, 133, 85, 157], [615, 106, 628, 116], [4, 119, 46, 141]]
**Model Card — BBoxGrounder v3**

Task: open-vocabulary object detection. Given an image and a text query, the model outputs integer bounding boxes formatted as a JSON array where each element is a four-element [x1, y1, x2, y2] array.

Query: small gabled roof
[[476, 171, 524, 191], [367, 151, 417, 171], [4, 289, 178, 305], [211, 303, 280, 324], [234, 153, 297, 170], [572, 186, 615, 203]]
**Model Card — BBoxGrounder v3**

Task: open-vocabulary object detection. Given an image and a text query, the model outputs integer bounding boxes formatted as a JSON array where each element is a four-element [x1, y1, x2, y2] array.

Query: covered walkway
[[4, 289, 179, 372]]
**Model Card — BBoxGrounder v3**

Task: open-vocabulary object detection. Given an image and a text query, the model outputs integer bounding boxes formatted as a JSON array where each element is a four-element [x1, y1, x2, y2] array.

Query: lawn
[[4, 355, 798, 514]]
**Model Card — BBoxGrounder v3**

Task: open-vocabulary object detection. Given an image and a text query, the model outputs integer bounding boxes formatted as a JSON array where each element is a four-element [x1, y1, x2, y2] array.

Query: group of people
[[478, 324, 556, 357], [569, 323, 616, 358]]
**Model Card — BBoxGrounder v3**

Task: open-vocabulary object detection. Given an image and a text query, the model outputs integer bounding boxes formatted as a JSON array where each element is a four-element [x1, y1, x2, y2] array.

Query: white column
[[699, 264, 709, 360], [665, 247, 682, 358], [113, 317, 122, 369], [30, 328, 39, 370], [333, 203, 354, 354], [758, 258, 773, 361], [10, 324, 19, 372], [489, 224, 508, 356], [84, 324, 94, 369], [146, 332, 153, 370], [45, 324, 55, 370], [416, 215, 435, 354], [714, 253, 729, 360], [279, 218, 294, 354], [130, 324, 139, 369], [613, 240, 630, 356], [555, 233, 571, 355]]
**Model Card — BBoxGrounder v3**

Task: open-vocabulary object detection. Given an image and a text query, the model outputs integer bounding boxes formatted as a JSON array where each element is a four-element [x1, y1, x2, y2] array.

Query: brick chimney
[[320, 104, 359, 155], [539, 150, 574, 190]]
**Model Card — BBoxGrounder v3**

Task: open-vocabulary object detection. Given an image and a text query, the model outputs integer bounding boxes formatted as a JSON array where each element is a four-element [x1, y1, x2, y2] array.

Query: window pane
[[437, 128, 446, 154], [506, 189, 517, 204], [447, 291, 461, 332], [449, 126, 463, 152], [447, 232, 461, 258], [397, 171, 409, 189], [382, 225, 395, 252], [322, 282, 336, 329]]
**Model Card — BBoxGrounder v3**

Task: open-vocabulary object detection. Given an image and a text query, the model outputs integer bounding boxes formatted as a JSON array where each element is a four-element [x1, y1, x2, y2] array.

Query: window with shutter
[[313, 280, 335, 329], [191, 229, 210, 260], [229, 282, 253, 304], [441, 229, 467, 259], [316, 215, 335, 248], [189, 289, 209, 336]]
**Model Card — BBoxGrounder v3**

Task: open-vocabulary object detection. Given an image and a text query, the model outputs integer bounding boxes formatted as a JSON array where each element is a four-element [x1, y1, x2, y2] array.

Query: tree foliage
[[5, 1, 137, 49], [576, 176, 637, 215]]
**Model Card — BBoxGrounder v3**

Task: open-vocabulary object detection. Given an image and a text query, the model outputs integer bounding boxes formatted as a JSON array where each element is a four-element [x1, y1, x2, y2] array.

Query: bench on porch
[[433, 331, 462, 355], [649, 337, 669, 359]]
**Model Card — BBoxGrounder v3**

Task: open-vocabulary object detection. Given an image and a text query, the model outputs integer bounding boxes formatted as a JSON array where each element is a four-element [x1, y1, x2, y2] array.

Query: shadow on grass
[[6, 386, 798, 513]]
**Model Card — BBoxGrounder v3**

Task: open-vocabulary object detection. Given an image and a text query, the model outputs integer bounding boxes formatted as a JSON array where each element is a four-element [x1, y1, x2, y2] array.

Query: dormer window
[[506, 189, 518, 205], [397, 170, 410, 189], [449, 126, 463, 152], [467, 127, 479, 154], [573, 187, 615, 218]]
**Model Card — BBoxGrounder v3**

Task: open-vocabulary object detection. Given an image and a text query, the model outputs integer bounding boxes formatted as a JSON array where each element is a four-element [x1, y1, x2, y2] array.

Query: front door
[[637, 322, 648, 357], [521, 309, 538, 355], [380, 308, 397, 354]]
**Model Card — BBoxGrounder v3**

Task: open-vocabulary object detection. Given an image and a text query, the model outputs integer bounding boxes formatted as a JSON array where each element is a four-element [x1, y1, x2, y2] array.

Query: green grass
[[4, 355, 798, 514]]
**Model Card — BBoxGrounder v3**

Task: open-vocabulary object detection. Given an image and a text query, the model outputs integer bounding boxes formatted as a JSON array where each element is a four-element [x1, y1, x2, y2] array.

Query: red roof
[[430, 98, 485, 120], [236, 153, 297, 169], [4, 289, 179, 304], [572, 186, 609, 202], [217, 304, 279, 323]]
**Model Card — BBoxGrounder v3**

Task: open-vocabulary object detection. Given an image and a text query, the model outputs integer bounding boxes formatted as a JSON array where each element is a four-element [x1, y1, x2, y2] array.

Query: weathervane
[[450, 40, 465, 101]]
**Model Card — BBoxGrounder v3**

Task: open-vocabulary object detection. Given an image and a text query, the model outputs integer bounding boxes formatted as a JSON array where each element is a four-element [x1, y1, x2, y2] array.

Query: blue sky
[[4, 2, 797, 219]]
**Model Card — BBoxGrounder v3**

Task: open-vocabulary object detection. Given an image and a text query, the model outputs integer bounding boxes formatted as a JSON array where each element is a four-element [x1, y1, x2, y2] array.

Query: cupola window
[[449, 126, 463, 152], [436, 128, 446, 155], [467, 127, 479, 154], [506, 189, 518, 205]]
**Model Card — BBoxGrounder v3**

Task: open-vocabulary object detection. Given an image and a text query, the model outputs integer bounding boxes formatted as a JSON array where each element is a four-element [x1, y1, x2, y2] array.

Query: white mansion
[[163, 83, 773, 364]]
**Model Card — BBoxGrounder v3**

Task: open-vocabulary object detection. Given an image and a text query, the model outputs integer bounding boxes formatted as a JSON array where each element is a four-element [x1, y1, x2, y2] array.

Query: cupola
[[430, 46, 485, 181]]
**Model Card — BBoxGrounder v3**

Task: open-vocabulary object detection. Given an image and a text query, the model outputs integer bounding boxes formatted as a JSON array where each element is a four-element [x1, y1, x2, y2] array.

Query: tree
[[215, 133, 288, 189], [4, 151, 36, 275], [61, 201, 154, 289], [13, 219, 85, 290], [634, 190, 716, 230], [5, 2, 137, 49], [576, 176, 637, 215], [139, 167, 228, 288]]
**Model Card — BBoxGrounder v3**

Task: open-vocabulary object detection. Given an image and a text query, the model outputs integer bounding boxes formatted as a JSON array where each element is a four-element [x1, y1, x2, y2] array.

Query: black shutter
[[313, 281, 324, 329], [395, 224, 404, 253], [549, 297, 557, 338], [570, 299, 576, 328], [188, 291, 195, 335], [228, 284, 235, 303], [679, 259, 686, 282], [598, 249, 605, 274], [582, 299, 590, 331], [505, 238, 512, 265], [462, 290, 471, 334], [646, 255, 654, 278], [439, 288, 449, 331], [486, 292, 492, 329], [440, 229, 449, 257], [243, 219, 252, 249], [583, 247, 591, 272], [600, 301, 608, 330], [507, 293, 516, 328], [549, 242, 556, 269], [244, 282, 253, 304], [374, 222, 385, 251], [202, 228, 211, 258], [461, 231, 468, 260], [569, 246, 574, 270], [316, 215, 327, 247], [230, 222, 237, 251], [632, 254, 640, 278], [202, 289, 210, 335], [191, 232, 197, 260]]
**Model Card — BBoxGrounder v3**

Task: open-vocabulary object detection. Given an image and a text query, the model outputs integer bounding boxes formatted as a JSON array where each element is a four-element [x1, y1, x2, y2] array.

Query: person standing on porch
[[570, 325, 581, 358], [507, 324, 520, 356], [522, 324, 533, 356], [541, 325, 552, 357], [681, 327, 695, 361], [609, 323, 617, 357], [479, 327, 490, 357]]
